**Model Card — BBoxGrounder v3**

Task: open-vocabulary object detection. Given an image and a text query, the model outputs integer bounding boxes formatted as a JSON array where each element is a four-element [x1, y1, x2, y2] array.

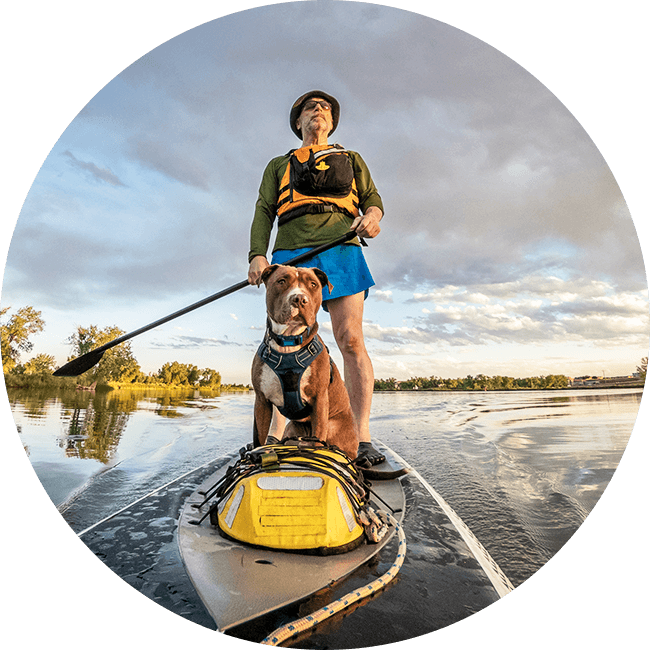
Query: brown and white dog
[[251, 264, 358, 459]]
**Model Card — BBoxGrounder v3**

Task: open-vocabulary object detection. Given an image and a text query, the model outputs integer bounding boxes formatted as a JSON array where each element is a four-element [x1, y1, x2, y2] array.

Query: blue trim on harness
[[265, 318, 313, 347], [256, 334, 325, 420]]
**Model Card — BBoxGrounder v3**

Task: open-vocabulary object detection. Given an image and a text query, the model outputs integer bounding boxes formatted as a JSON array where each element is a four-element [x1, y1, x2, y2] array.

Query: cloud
[[363, 322, 433, 345], [63, 151, 126, 187], [150, 335, 248, 349], [6, 185, 252, 309], [4, 222, 123, 309], [365, 275, 649, 349], [373, 290, 393, 303], [129, 138, 211, 191]]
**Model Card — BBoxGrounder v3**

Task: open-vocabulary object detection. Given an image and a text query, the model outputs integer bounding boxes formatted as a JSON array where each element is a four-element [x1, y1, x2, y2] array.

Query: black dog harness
[[256, 323, 325, 420]]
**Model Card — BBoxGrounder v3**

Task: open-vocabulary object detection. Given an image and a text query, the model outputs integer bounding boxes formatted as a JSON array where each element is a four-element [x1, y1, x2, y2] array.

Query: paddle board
[[177, 444, 407, 632], [71, 440, 513, 646]]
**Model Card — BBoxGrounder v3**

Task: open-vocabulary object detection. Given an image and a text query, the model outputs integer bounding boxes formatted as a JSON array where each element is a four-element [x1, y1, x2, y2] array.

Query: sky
[[1, 0, 648, 385]]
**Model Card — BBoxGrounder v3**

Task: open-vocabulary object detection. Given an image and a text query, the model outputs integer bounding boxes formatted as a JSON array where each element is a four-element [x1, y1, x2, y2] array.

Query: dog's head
[[261, 265, 332, 326]]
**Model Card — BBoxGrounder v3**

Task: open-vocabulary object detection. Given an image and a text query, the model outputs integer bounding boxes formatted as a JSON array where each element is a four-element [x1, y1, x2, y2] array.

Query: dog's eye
[[277, 278, 286, 285], [310, 281, 318, 288]]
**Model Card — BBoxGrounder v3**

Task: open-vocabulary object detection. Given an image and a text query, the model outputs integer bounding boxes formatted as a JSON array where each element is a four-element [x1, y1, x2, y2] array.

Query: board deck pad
[[178, 447, 407, 632]]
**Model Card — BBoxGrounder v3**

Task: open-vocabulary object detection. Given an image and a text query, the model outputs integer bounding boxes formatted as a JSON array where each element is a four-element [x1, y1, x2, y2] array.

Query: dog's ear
[[312, 268, 333, 293], [261, 264, 280, 285]]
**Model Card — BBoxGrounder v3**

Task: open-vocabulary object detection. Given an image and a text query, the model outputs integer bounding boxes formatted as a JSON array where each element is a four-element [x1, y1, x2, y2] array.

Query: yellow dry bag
[[208, 443, 369, 555]]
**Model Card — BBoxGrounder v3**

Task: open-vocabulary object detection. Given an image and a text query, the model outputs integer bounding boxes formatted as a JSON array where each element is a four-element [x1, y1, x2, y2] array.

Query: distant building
[[570, 374, 639, 387]]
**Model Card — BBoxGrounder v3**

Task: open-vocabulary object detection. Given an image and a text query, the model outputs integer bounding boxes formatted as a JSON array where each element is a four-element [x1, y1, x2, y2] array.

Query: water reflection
[[476, 390, 642, 428], [58, 397, 129, 462], [9, 386, 224, 466], [548, 391, 643, 405]]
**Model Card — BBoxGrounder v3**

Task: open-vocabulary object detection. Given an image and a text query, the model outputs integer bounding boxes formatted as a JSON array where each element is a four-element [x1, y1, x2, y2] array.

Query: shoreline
[[2, 374, 252, 393], [4, 373, 643, 394], [373, 383, 644, 392]]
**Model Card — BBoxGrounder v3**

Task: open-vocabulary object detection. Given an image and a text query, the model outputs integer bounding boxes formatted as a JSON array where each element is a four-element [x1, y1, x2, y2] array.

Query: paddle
[[53, 231, 361, 377]]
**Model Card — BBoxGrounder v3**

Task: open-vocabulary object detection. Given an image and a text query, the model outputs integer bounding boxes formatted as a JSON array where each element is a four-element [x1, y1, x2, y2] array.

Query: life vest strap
[[277, 202, 358, 227]]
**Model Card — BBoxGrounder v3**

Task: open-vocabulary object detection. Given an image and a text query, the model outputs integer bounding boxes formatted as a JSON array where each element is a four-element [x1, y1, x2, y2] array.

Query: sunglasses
[[302, 100, 332, 112]]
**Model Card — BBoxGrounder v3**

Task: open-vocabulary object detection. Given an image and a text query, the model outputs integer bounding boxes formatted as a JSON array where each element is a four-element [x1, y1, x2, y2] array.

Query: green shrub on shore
[[3, 372, 79, 390]]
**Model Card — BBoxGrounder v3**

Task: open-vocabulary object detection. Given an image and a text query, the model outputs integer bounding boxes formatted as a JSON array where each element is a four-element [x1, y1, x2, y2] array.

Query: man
[[247, 90, 385, 466]]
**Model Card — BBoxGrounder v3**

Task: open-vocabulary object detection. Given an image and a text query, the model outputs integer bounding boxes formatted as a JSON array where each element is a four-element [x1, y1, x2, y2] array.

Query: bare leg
[[325, 292, 373, 443]]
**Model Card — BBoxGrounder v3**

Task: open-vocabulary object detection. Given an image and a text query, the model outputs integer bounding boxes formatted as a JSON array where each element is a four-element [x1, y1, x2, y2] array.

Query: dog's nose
[[291, 292, 309, 306]]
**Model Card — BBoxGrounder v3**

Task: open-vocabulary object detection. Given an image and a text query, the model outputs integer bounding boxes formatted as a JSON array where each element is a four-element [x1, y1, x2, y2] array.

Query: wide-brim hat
[[290, 90, 340, 139]]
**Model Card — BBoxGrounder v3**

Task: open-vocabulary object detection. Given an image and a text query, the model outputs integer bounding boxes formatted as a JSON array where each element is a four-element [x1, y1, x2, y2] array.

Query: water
[[9, 386, 640, 591], [366, 390, 640, 585]]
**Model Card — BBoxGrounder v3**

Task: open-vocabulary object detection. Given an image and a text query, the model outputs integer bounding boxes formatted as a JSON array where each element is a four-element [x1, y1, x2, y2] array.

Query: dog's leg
[[253, 394, 274, 447], [252, 419, 261, 447], [327, 410, 358, 459], [270, 407, 287, 441], [310, 392, 330, 445], [284, 419, 311, 437]]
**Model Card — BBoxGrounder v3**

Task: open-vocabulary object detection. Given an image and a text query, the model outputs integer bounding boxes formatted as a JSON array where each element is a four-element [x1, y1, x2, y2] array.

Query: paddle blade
[[53, 349, 106, 377]]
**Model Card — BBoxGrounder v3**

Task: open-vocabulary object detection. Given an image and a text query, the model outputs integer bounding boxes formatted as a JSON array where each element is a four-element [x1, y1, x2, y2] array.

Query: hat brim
[[290, 90, 340, 139]]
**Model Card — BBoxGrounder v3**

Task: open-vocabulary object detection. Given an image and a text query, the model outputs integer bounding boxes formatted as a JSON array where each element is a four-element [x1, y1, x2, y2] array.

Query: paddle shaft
[[54, 231, 360, 376]]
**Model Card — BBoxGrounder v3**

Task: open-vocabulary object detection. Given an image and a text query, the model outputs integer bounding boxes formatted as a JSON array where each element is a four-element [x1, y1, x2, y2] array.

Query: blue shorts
[[271, 244, 375, 311]]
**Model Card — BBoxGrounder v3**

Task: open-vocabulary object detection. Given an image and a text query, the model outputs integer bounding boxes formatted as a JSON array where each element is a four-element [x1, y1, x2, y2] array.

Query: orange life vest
[[277, 144, 360, 226]]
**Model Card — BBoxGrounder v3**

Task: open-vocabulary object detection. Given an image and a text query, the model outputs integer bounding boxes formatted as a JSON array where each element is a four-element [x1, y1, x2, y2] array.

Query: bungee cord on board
[[260, 512, 407, 646]]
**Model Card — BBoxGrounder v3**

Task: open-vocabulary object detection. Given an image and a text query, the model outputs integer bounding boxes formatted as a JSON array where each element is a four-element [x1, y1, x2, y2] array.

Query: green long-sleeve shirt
[[248, 148, 384, 263]]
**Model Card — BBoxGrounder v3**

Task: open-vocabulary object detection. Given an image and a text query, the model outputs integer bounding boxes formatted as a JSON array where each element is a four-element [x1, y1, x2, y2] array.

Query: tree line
[[377, 364, 647, 390], [1, 305, 225, 389], [375, 374, 572, 391]]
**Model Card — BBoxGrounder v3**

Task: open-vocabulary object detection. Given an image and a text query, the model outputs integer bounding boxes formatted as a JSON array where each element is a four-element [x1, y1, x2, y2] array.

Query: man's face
[[296, 97, 333, 136]]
